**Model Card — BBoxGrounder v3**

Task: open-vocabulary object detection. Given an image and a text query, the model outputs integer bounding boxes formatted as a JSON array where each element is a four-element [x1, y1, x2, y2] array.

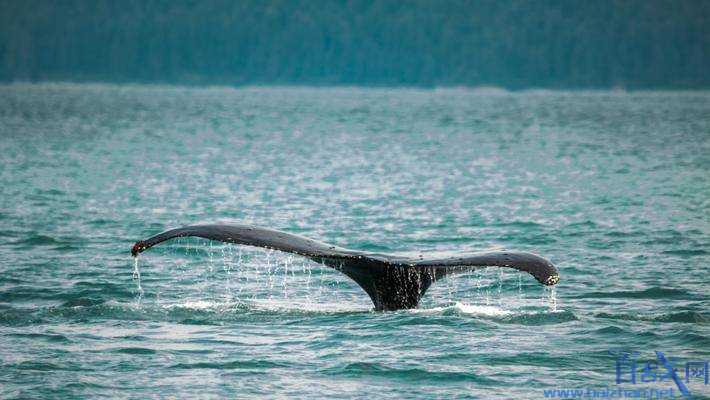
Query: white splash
[[160, 298, 365, 314], [162, 300, 227, 311], [413, 302, 513, 316], [454, 302, 513, 316]]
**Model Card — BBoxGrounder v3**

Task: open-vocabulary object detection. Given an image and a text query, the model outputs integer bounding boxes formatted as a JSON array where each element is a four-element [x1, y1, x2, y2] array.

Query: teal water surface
[[0, 84, 708, 399]]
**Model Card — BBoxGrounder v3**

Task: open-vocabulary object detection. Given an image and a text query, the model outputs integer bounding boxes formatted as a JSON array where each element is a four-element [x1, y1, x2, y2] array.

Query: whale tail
[[131, 224, 559, 311]]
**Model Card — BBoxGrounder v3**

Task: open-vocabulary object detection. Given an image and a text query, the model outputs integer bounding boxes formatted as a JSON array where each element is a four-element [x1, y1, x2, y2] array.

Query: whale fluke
[[131, 224, 559, 311]]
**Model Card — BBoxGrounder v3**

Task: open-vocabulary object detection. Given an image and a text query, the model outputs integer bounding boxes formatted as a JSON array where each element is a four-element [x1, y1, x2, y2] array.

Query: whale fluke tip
[[131, 240, 147, 257], [545, 274, 560, 286]]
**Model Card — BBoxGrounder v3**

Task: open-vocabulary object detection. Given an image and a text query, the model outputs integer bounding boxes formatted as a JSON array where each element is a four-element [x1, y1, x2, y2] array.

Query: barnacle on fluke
[[132, 224, 559, 311]]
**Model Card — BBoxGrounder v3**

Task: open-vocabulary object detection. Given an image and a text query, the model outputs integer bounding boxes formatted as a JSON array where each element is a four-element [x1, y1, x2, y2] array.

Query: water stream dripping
[[136, 240, 556, 313], [545, 286, 558, 312], [132, 256, 144, 298], [549, 286, 558, 312], [497, 268, 503, 306]]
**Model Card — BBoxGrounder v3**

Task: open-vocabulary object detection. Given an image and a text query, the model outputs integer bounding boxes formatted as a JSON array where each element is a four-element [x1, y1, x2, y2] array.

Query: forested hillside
[[1, 0, 708, 88]]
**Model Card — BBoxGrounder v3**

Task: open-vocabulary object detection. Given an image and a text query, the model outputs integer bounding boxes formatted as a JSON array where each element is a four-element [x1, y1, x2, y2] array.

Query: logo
[[542, 350, 708, 399]]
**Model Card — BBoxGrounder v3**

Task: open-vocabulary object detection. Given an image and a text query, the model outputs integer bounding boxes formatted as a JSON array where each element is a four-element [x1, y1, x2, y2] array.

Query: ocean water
[[0, 84, 708, 399]]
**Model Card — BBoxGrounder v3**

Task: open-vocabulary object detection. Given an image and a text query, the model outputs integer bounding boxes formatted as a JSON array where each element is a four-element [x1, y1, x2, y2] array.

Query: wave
[[162, 299, 370, 315], [111, 347, 157, 355], [13, 234, 64, 246], [661, 249, 707, 257], [594, 325, 626, 334], [595, 311, 708, 324], [579, 287, 693, 300], [0, 284, 133, 303], [9, 234, 84, 251], [491, 220, 544, 229], [170, 359, 287, 370], [6, 332, 72, 343], [412, 302, 577, 325], [414, 302, 512, 317], [1, 296, 575, 328], [15, 361, 66, 371], [321, 361, 499, 384]]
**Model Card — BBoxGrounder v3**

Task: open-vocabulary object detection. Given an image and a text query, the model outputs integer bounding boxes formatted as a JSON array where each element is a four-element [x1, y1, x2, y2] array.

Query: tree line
[[1, 0, 708, 88]]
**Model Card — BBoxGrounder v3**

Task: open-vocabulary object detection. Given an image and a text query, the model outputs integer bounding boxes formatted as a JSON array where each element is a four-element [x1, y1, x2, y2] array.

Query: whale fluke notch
[[131, 224, 559, 311]]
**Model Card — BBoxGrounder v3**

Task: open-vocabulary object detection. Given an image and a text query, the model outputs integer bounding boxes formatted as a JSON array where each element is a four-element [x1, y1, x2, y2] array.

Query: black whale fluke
[[131, 224, 559, 311]]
